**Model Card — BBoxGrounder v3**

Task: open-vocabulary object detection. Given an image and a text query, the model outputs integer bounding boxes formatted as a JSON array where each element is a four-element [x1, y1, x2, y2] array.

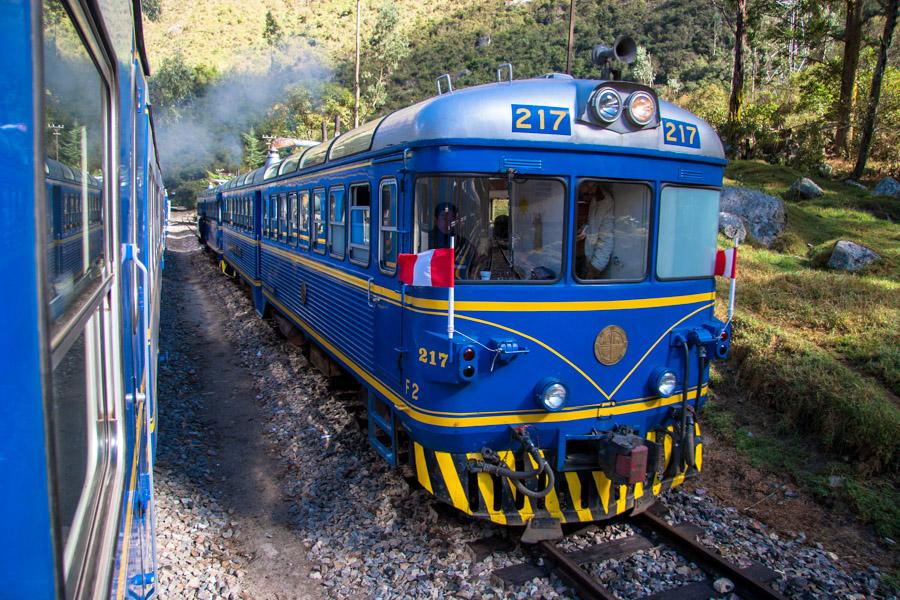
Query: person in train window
[[575, 182, 615, 279], [429, 202, 480, 279]]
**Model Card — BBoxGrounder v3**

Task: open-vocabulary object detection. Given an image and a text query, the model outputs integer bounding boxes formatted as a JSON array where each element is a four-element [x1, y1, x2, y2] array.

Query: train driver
[[430, 202, 475, 278], [575, 182, 615, 279]]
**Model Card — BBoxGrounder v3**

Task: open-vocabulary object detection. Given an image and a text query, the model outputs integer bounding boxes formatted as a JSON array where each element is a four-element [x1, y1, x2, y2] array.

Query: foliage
[[141, 0, 161, 22], [151, 54, 218, 117], [263, 10, 284, 49], [241, 127, 265, 171], [631, 45, 655, 85]]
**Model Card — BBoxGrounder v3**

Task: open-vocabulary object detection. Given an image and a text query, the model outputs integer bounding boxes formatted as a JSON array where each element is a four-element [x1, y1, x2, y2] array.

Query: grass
[[708, 159, 900, 536], [723, 160, 899, 408]]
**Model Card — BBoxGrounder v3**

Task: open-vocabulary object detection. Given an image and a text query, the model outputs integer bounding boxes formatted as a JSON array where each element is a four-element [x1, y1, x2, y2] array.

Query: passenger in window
[[576, 182, 615, 279]]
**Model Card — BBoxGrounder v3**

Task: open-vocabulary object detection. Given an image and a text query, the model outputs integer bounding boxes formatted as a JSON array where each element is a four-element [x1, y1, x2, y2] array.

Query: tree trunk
[[353, 0, 361, 128], [727, 0, 748, 151], [834, 0, 864, 156], [852, 0, 898, 179]]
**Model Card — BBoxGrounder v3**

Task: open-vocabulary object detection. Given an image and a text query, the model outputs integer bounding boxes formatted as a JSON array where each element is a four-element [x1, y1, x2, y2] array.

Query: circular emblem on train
[[594, 326, 628, 366]]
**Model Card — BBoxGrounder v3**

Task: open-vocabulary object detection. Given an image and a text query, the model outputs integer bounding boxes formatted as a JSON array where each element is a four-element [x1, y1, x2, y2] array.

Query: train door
[[374, 177, 403, 391]]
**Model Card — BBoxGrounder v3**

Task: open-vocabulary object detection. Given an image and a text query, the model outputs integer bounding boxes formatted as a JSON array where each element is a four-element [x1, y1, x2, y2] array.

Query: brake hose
[[468, 429, 556, 499]]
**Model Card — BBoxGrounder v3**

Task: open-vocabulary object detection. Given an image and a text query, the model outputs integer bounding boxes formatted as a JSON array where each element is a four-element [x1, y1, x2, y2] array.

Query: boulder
[[718, 212, 747, 243], [845, 179, 867, 191], [788, 177, 824, 199], [720, 186, 786, 247], [873, 176, 900, 199], [827, 241, 880, 272]]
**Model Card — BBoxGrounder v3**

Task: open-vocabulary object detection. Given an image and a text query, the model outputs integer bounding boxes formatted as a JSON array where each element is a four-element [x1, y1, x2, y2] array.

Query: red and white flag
[[398, 249, 455, 288], [714, 247, 738, 279]]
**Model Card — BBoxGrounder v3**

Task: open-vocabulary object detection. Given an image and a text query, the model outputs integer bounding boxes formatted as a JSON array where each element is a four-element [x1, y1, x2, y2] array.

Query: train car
[[197, 185, 222, 253], [211, 69, 731, 533], [0, 0, 165, 597]]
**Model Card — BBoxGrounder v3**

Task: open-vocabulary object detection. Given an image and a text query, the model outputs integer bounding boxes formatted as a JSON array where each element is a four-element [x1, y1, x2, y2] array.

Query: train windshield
[[657, 186, 720, 279], [415, 176, 566, 282]]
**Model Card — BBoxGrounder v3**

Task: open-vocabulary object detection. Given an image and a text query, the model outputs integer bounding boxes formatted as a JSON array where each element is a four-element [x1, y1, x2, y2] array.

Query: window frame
[[655, 184, 722, 282], [312, 187, 327, 255], [296, 190, 310, 249], [289, 191, 298, 245], [412, 173, 569, 284], [378, 178, 399, 275], [328, 185, 346, 260], [348, 182, 371, 267], [572, 177, 654, 285]]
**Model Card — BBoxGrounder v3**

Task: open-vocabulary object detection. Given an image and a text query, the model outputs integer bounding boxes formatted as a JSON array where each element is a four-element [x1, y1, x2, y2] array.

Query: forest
[[141, 0, 899, 206]]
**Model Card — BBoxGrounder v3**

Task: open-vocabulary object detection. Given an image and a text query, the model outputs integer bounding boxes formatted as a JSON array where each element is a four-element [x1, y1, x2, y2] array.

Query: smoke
[[155, 40, 330, 178]]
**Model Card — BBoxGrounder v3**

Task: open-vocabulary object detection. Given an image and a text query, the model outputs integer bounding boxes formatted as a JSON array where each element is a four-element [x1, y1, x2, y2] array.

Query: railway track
[[490, 506, 787, 600]]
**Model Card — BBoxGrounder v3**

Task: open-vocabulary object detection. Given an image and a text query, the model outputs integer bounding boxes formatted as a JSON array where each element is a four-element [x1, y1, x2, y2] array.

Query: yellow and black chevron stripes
[[414, 424, 703, 525]]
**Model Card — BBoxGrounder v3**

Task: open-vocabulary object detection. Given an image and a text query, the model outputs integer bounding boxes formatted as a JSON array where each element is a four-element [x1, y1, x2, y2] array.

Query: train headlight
[[626, 91, 656, 126], [651, 368, 678, 398], [591, 88, 622, 123], [535, 379, 568, 412]]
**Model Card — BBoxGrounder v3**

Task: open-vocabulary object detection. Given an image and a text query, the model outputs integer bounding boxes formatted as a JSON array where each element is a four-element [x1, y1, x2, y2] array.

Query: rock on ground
[[873, 176, 900, 199], [788, 177, 823, 199], [845, 179, 867, 191], [827, 240, 880, 271], [718, 212, 747, 243], [720, 187, 786, 247]]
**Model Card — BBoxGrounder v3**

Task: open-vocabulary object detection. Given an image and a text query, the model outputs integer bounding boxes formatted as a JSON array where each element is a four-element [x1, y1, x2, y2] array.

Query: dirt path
[[159, 217, 318, 599]]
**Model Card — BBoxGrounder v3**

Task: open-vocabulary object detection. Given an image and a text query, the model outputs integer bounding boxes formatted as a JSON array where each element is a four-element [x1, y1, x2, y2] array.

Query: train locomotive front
[[369, 78, 731, 529], [209, 73, 732, 532]]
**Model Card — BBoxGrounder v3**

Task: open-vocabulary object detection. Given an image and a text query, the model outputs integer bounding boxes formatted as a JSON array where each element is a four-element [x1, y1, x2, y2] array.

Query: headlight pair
[[590, 88, 656, 126]]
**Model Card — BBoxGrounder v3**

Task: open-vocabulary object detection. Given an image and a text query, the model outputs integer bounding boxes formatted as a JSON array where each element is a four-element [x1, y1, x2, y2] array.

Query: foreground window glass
[[574, 180, 650, 281], [414, 176, 565, 281], [657, 187, 720, 279], [43, 0, 106, 323]]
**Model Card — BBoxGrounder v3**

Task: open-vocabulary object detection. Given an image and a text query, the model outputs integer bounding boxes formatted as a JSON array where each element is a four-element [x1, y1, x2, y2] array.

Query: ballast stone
[[718, 212, 747, 243], [720, 186, 786, 247], [788, 177, 824, 199], [827, 240, 880, 272], [873, 176, 900, 199]]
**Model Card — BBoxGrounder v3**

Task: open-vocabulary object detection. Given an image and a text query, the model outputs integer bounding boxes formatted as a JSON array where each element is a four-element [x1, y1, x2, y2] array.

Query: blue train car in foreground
[[208, 69, 731, 532], [0, 0, 166, 596]]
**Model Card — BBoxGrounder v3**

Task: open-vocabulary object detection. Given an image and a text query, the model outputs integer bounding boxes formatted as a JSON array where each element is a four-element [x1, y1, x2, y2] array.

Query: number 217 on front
[[511, 104, 571, 135]]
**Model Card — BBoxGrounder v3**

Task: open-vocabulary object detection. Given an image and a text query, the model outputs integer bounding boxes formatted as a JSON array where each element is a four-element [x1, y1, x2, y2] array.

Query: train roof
[[222, 76, 724, 191], [45, 158, 101, 187]]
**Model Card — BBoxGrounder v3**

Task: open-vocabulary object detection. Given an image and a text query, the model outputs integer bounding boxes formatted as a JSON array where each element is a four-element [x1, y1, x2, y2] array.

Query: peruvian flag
[[714, 247, 738, 279], [398, 249, 455, 287]]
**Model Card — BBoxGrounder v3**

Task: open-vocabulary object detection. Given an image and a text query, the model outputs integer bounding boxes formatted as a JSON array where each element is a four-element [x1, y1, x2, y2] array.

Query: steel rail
[[536, 540, 618, 600], [633, 511, 788, 600]]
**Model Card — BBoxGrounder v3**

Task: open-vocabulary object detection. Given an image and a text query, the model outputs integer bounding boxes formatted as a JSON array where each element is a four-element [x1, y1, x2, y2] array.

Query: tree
[[141, 0, 161, 21], [263, 10, 283, 49], [834, 0, 865, 155], [727, 0, 748, 151], [360, 1, 409, 114], [632, 46, 656, 85], [852, 0, 899, 178], [241, 127, 265, 171]]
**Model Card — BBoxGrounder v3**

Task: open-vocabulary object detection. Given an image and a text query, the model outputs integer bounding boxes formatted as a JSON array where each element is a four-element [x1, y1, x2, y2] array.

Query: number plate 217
[[511, 104, 571, 135], [662, 118, 701, 148]]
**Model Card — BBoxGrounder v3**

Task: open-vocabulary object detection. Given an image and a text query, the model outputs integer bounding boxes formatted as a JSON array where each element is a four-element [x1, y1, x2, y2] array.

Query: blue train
[[198, 67, 731, 533], [1, 0, 166, 597]]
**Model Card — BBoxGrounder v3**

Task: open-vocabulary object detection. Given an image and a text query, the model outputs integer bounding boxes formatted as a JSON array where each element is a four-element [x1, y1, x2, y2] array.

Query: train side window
[[297, 190, 310, 248], [312, 188, 326, 254], [328, 186, 346, 259], [279, 193, 289, 241], [573, 180, 651, 282], [349, 183, 371, 266], [289, 192, 298, 245], [379, 179, 398, 274]]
